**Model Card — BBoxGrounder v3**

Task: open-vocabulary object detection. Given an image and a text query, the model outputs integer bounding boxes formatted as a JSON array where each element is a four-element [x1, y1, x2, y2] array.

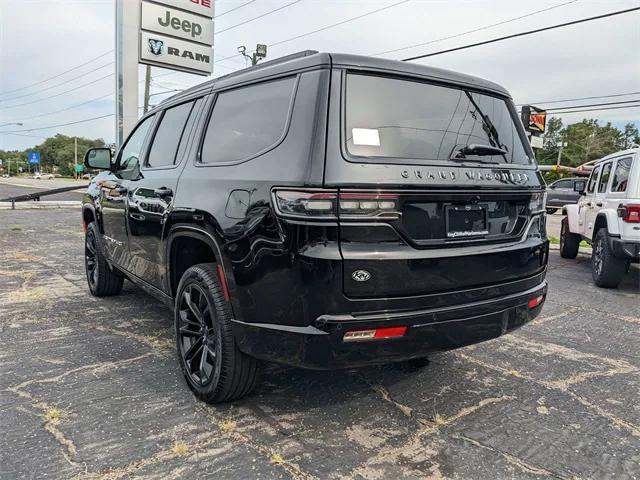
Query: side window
[[118, 115, 155, 180], [200, 76, 296, 164], [597, 162, 612, 193], [147, 101, 195, 168], [554, 180, 571, 189], [586, 165, 600, 194], [610, 157, 632, 192]]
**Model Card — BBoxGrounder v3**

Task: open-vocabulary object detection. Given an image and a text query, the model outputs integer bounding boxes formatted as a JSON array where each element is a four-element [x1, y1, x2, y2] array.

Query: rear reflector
[[528, 295, 544, 309], [343, 326, 407, 342]]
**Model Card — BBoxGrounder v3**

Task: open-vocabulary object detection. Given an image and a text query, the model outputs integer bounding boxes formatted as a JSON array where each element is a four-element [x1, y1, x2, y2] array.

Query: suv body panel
[[83, 51, 549, 368], [565, 148, 640, 259]]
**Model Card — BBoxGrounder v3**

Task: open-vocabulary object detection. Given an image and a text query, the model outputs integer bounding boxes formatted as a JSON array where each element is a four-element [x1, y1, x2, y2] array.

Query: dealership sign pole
[[115, 0, 214, 147]]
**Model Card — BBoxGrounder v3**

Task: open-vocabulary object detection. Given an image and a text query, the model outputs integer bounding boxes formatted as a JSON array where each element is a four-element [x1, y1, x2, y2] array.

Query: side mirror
[[84, 147, 113, 170], [574, 180, 586, 194]]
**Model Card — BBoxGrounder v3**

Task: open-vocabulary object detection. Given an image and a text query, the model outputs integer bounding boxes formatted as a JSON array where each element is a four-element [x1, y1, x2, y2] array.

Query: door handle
[[154, 186, 173, 197], [596, 202, 603, 207], [129, 213, 146, 221], [587, 202, 592, 207]]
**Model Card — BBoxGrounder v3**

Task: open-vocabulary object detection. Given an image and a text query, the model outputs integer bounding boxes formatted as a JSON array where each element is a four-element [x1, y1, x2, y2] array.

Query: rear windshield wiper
[[451, 144, 506, 163]]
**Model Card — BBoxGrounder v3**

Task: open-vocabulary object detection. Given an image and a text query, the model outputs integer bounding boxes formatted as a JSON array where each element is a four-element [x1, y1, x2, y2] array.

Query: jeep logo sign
[[139, 0, 213, 76], [141, 1, 213, 45]]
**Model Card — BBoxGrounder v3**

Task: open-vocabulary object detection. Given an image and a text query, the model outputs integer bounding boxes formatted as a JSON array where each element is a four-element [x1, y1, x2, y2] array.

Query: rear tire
[[591, 228, 626, 288], [175, 263, 260, 403], [84, 223, 124, 297], [546, 208, 558, 214], [559, 217, 580, 259]]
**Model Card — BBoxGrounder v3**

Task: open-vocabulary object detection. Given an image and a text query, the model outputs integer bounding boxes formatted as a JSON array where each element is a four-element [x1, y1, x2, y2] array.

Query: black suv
[[83, 51, 549, 403]]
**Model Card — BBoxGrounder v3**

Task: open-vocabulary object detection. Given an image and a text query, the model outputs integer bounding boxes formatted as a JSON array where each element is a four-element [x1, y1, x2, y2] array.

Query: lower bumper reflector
[[343, 326, 407, 343]]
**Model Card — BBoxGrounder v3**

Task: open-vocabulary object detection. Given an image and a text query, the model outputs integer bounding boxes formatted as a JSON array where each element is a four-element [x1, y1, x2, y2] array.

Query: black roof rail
[[160, 50, 320, 105], [213, 50, 319, 83]]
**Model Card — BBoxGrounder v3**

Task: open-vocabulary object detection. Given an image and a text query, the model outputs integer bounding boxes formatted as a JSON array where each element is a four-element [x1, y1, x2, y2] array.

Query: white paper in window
[[352, 128, 380, 146]]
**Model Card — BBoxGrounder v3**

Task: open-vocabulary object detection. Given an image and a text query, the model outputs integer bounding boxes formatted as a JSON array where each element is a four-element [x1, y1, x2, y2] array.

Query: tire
[[591, 228, 627, 288], [175, 263, 260, 403], [559, 217, 580, 259], [84, 222, 124, 297], [546, 208, 558, 214]]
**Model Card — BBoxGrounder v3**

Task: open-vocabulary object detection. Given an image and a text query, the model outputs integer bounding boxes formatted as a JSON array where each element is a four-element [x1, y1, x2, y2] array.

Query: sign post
[[115, 0, 214, 147], [521, 105, 547, 149]]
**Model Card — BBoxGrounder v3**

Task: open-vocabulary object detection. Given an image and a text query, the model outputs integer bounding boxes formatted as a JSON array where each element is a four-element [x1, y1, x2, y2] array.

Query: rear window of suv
[[344, 73, 531, 165]]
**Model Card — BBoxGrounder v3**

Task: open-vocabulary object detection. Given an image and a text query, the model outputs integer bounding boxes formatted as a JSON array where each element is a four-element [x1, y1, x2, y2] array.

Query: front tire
[[175, 263, 259, 403], [85, 223, 124, 296], [592, 228, 626, 288], [559, 217, 580, 259]]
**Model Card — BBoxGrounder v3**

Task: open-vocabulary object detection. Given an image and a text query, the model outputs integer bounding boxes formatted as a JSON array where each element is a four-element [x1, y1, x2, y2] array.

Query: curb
[[0, 201, 81, 210]]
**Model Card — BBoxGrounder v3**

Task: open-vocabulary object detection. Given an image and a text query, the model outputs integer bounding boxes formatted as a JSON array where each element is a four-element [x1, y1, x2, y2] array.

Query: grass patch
[[44, 407, 64, 426], [548, 235, 590, 248], [171, 440, 189, 456], [218, 419, 237, 433], [270, 451, 285, 465]]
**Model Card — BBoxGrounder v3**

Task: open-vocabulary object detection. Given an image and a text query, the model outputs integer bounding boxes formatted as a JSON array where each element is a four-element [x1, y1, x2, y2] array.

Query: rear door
[[325, 70, 546, 299], [126, 98, 203, 291]]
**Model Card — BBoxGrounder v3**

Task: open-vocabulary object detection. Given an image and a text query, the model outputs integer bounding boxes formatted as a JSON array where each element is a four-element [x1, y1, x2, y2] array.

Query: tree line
[[0, 134, 106, 176]]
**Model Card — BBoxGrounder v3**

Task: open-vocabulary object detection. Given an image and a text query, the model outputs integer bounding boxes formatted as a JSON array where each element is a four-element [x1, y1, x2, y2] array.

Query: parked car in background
[[545, 177, 585, 214], [32, 172, 54, 180], [561, 147, 639, 288], [81, 51, 549, 403]]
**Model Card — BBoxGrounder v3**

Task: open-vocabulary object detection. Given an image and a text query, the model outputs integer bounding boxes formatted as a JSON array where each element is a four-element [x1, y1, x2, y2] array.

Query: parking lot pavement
[[0, 179, 86, 202], [1, 209, 638, 480]]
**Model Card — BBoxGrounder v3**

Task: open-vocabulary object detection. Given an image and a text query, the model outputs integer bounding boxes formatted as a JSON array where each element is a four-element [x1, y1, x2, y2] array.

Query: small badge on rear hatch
[[352, 270, 371, 282]]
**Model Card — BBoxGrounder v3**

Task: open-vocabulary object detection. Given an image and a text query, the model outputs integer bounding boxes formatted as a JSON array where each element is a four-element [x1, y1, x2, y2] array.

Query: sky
[[0, 0, 639, 151]]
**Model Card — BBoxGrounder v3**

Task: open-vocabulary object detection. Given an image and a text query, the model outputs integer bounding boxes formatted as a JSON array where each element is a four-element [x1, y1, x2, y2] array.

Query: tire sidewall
[[174, 266, 230, 399]]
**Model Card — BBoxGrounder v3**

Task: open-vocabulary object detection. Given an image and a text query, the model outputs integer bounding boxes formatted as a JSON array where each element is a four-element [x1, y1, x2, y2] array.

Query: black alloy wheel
[[84, 222, 124, 296], [177, 284, 221, 387], [174, 263, 259, 403]]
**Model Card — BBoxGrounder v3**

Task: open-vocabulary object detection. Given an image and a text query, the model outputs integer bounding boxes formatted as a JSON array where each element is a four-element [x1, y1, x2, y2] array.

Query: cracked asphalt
[[1, 208, 638, 480]]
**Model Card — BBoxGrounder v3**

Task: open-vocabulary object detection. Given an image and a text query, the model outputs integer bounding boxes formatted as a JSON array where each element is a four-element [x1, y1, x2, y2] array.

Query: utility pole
[[556, 141, 568, 166], [237, 44, 268, 66], [143, 65, 151, 114], [74, 137, 78, 179]]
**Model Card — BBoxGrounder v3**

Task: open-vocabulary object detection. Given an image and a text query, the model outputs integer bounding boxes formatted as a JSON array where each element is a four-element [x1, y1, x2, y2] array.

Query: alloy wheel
[[85, 231, 98, 290], [593, 238, 604, 276], [177, 284, 219, 387]]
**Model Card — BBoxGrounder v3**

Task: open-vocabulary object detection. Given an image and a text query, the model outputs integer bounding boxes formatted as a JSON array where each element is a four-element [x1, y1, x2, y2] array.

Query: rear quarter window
[[598, 162, 612, 193], [610, 157, 632, 192], [200, 76, 296, 164]]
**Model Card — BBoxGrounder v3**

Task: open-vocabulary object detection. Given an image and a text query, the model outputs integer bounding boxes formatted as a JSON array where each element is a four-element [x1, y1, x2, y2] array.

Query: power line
[[546, 104, 640, 114], [0, 73, 113, 110], [216, 0, 304, 34], [215, 0, 259, 18], [0, 62, 114, 103], [0, 113, 114, 133], [269, 0, 409, 48], [530, 99, 640, 112], [9, 93, 114, 122], [0, 50, 113, 97], [374, 0, 577, 57], [402, 7, 640, 61], [517, 91, 640, 106]]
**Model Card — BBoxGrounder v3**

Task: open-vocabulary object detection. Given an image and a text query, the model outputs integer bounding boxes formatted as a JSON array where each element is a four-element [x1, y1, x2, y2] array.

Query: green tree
[[537, 117, 563, 165], [621, 122, 640, 149]]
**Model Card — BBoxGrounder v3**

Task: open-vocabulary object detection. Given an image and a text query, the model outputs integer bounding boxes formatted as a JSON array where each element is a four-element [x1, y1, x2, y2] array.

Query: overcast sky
[[0, 0, 639, 151]]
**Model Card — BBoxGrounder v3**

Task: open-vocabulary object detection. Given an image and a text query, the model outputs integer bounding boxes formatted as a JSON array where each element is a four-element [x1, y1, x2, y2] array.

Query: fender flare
[[594, 210, 620, 238], [564, 204, 580, 234]]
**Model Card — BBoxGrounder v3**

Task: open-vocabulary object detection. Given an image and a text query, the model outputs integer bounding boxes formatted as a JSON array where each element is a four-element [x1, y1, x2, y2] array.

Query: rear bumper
[[231, 281, 547, 369], [610, 237, 640, 260]]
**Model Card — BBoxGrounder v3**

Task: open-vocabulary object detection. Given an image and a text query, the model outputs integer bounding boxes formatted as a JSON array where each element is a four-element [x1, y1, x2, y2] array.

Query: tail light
[[618, 204, 640, 223], [528, 295, 544, 309], [272, 189, 400, 220]]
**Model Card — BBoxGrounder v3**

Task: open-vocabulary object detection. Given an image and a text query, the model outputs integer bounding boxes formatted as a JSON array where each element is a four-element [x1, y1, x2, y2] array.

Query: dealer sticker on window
[[352, 128, 380, 146]]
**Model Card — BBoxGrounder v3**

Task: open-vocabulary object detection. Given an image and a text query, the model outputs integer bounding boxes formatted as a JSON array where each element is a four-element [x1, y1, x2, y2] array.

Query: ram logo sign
[[140, 31, 212, 75]]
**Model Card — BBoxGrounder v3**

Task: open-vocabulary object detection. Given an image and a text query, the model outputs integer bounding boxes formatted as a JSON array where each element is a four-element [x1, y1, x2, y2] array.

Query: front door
[[580, 164, 603, 239], [98, 114, 156, 269], [126, 99, 201, 291]]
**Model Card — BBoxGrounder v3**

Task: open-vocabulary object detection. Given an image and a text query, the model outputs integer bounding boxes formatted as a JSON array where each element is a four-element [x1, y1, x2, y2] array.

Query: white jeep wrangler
[[560, 147, 640, 288]]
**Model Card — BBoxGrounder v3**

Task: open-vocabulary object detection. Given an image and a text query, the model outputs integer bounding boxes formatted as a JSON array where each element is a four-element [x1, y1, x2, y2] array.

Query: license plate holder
[[446, 204, 489, 238]]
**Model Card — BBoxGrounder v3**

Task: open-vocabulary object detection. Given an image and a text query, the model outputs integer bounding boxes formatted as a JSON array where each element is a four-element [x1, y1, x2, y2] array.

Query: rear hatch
[[325, 70, 547, 299]]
